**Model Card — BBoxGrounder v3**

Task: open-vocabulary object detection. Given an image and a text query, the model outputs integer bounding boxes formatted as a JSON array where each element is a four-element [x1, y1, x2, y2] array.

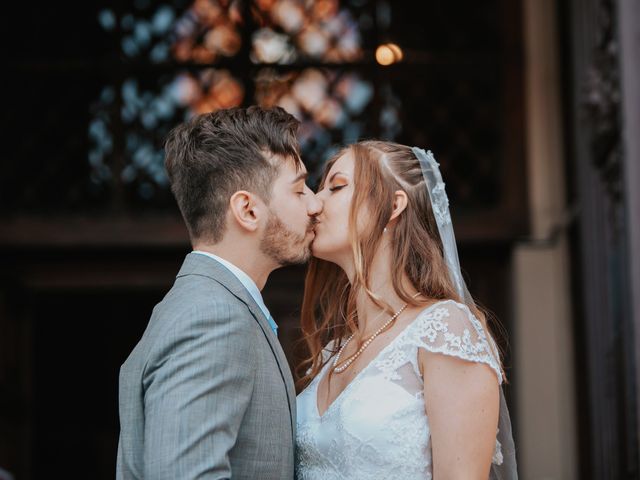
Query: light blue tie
[[267, 315, 278, 337]]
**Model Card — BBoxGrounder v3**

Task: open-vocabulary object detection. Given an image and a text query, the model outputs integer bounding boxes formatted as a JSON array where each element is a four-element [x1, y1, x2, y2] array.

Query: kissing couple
[[117, 106, 517, 479]]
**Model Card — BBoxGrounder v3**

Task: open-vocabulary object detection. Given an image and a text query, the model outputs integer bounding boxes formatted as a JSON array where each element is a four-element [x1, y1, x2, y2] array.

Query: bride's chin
[[310, 244, 323, 259], [310, 241, 329, 261]]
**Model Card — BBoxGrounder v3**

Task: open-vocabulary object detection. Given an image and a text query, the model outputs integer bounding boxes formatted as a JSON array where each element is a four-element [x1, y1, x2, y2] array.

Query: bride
[[295, 141, 517, 479]]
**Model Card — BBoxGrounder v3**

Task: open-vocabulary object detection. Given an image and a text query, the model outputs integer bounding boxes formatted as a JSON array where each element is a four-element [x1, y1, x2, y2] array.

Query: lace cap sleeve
[[411, 300, 503, 384]]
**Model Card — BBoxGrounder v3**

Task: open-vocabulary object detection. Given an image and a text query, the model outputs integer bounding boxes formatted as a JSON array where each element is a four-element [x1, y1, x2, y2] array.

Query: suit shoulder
[[136, 275, 254, 353], [154, 274, 247, 319]]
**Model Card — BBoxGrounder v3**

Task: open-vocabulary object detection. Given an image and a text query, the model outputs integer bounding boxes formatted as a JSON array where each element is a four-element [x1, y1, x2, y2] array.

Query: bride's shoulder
[[410, 298, 503, 383], [411, 298, 489, 339], [414, 298, 476, 323]]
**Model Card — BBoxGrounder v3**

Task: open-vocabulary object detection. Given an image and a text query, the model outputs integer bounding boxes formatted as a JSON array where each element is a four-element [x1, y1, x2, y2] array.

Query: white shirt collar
[[191, 251, 276, 334]]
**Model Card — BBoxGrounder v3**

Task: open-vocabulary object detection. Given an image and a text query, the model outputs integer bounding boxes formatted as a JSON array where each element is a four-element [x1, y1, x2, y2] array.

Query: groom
[[117, 106, 322, 479]]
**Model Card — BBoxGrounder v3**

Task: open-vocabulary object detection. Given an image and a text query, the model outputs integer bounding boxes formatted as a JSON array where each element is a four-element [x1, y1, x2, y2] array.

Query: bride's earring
[[383, 227, 388, 233]]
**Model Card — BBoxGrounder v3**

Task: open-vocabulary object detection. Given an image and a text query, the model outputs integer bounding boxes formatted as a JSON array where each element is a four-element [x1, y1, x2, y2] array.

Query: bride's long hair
[[297, 140, 504, 388]]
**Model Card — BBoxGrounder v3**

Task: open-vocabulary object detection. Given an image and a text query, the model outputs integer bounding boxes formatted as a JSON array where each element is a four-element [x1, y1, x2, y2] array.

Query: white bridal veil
[[412, 147, 518, 479]]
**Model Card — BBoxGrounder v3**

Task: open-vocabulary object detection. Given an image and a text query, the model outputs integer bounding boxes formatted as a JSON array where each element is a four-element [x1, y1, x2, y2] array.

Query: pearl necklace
[[332, 293, 420, 374]]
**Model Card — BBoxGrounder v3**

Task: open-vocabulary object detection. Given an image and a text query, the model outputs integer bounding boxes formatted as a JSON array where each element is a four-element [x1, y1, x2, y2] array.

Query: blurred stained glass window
[[3, 0, 520, 219], [89, 0, 378, 206]]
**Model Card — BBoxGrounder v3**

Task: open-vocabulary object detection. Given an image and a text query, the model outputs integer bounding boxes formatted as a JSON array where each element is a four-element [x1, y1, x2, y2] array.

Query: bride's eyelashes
[[329, 184, 347, 192]]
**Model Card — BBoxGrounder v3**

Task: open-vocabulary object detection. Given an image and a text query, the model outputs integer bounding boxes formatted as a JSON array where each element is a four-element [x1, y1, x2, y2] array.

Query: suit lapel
[[176, 253, 297, 436]]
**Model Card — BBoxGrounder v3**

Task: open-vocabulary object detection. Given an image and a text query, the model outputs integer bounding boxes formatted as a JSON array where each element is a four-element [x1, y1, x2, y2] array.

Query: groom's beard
[[260, 211, 314, 267]]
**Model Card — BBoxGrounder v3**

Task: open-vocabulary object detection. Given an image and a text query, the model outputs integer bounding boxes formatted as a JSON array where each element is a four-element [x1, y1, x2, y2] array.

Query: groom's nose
[[307, 191, 323, 217]]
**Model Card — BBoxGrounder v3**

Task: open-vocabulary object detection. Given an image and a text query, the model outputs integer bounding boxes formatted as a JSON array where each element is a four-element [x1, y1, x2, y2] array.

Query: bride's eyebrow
[[328, 171, 347, 182]]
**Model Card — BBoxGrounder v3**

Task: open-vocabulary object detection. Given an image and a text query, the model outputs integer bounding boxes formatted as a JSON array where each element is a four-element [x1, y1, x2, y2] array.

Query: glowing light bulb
[[375, 43, 403, 66], [376, 45, 394, 65], [387, 43, 403, 62]]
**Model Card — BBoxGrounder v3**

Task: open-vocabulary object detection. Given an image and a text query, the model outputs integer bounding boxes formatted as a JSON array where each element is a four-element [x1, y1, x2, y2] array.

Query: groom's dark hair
[[165, 106, 301, 243]]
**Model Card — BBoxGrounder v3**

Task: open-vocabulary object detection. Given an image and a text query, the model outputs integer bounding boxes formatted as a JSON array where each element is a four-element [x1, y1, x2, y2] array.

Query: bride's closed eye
[[329, 184, 347, 192]]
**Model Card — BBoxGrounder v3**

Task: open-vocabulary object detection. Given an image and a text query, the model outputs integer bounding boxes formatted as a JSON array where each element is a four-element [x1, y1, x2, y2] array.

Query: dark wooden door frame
[[562, 0, 639, 478]]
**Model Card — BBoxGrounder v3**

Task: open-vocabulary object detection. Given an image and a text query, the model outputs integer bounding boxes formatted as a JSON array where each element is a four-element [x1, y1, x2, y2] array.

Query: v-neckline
[[314, 300, 448, 419]]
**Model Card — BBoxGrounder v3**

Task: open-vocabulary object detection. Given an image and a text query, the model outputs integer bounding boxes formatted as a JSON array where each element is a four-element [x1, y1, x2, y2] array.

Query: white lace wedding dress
[[296, 299, 504, 480]]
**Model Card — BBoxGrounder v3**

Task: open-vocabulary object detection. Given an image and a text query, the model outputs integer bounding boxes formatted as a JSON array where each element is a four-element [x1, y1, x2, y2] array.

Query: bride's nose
[[316, 187, 330, 203]]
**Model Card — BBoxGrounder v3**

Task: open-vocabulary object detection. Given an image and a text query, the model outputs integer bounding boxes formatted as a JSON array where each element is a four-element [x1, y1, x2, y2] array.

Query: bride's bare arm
[[420, 348, 499, 479]]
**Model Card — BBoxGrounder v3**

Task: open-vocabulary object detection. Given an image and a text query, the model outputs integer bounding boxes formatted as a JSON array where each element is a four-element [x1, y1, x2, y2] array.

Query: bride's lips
[[307, 222, 319, 240]]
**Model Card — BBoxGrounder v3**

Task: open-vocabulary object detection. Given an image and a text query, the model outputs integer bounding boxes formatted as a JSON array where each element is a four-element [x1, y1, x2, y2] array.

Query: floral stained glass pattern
[[90, 0, 375, 204]]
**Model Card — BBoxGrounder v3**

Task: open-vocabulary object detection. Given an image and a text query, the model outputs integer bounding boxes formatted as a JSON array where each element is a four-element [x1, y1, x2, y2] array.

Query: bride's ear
[[388, 190, 408, 222]]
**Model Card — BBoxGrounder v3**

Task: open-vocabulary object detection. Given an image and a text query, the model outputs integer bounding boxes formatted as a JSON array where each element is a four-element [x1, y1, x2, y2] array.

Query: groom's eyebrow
[[292, 172, 308, 183]]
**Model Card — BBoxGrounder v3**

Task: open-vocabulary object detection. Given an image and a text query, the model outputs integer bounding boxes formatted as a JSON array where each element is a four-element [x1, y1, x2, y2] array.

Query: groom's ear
[[229, 190, 264, 233], [388, 190, 409, 222]]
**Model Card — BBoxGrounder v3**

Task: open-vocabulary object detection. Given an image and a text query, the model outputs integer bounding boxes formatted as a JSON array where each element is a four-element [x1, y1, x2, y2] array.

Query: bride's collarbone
[[317, 346, 374, 409], [317, 303, 434, 412], [321, 310, 419, 392], [339, 304, 425, 363]]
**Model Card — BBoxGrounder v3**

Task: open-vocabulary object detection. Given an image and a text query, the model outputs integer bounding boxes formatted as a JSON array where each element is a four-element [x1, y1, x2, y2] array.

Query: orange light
[[375, 43, 403, 66], [387, 43, 403, 61], [376, 45, 394, 65]]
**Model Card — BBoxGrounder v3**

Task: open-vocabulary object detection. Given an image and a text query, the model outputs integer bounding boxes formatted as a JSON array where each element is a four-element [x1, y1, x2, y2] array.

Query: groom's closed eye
[[292, 172, 310, 195]]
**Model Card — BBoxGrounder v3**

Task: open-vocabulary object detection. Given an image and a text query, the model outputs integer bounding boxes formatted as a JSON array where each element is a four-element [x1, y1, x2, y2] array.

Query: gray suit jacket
[[116, 253, 296, 479]]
